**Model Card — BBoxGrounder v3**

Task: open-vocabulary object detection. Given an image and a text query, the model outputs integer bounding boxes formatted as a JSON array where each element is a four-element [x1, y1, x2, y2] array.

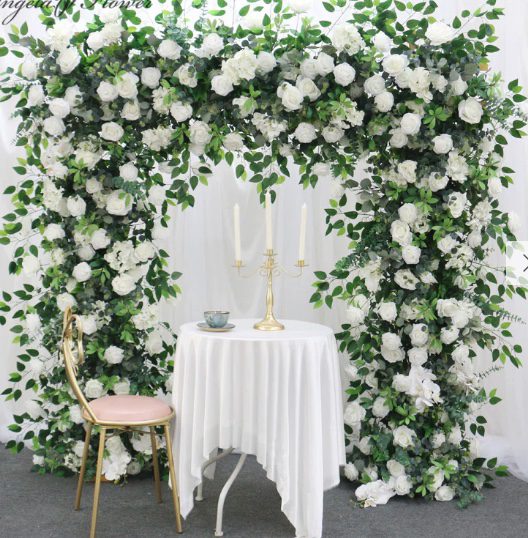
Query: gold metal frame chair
[[61, 306, 183, 537]]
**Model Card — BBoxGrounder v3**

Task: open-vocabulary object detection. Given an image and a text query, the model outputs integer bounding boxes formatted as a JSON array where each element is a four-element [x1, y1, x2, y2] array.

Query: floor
[[1, 447, 527, 537]]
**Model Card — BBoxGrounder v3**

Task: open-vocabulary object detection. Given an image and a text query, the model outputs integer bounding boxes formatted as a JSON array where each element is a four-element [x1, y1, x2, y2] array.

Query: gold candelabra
[[235, 250, 307, 331]]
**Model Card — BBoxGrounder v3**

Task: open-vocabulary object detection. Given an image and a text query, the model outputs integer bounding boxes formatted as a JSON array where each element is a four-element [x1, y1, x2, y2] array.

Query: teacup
[[204, 311, 230, 328]]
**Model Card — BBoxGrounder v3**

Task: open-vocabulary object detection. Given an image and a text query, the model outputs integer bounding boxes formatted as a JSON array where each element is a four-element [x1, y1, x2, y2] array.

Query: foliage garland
[[0, 0, 525, 506]]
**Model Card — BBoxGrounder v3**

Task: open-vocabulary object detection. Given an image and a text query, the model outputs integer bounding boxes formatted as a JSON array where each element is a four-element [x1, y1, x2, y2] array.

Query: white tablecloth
[[172, 319, 345, 538]]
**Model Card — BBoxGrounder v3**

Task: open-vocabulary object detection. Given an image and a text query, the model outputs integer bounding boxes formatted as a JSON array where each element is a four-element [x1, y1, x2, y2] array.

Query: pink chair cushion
[[85, 395, 172, 423]]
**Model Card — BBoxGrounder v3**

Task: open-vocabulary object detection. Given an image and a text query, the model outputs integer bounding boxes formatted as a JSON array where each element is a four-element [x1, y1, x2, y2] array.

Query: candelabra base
[[254, 316, 284, 331]]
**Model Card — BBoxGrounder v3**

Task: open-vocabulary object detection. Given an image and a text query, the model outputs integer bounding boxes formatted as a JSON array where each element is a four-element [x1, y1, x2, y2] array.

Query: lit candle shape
[[265, 192, 273, 251], [234, 203, 241, 262], [298, 203, 307, 262]]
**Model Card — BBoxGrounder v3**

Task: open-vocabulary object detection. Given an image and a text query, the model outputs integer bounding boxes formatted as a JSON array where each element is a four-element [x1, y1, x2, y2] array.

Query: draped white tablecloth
[[171, 319, 345, 538]]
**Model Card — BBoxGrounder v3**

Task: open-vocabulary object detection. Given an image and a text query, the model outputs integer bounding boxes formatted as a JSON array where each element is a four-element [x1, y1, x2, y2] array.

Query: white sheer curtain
[[1, 1, 527, 481]]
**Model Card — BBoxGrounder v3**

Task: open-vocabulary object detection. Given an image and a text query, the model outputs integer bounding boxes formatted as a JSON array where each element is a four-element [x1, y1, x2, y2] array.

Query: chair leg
[[75, 422, 93, 510], [150, 426, 162, 503], [163, 423, 183, 534], [90, 427, 106, 538]]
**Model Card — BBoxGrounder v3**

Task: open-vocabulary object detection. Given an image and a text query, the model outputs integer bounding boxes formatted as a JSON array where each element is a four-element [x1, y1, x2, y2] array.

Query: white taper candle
[[265, 192, 273, 251], [234, 203, 241, 261], [298, 203, 307, 262]]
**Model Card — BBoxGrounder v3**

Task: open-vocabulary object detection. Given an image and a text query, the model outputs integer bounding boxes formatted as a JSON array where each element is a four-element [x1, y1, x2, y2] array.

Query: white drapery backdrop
[[1, 1, 527, 482]]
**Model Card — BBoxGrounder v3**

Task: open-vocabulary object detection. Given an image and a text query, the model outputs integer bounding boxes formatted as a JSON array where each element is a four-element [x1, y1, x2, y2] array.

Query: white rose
[[394, 475, 412, 496], [223, 132, 244, 151], [315, 52, 335, 76], [146, 331, 164, 355], [43, 116, 65, 137], [372, 397, 390, 419], [346, 305, 365, 327], [364, 74, 385, 96], [116, 73, 138, 99], [508, 211, 521, 234], [383, 54, 408, 76], [394, 269, 419, 290], [427, 467, 445, 492], [157, 39, 181, 60], [28, 85, 45, 106], [392, 374, 410, 393], [433, 134, 453, 154], [432, 432, 446, 449], [425, 21, 455, 46], [435, 485, 455, 502], [121, 100, 141, 121], [355, 480, 395, 507], [97, 81, 118, 102], [141, 67, 161, 89], [488, 177, 502, 198], [104, 346, 124, 364], [66, 195, 86, 217], [170, 101, 193, 123], [85, 379, 105, 399], [78, 245, 95, 261], [57, 292, 76, 311], [190, 121, 212, 146], [344, 401, 366, 426], [333, 63, 356, 86], [400, 113, 421, 135], [447, 192, 467, 219], [113, 379, 130, 395], [177, 64, 197, 88], [49, 98, 70, 119], [408, 347, 428, 366], [148, 185, 165, 206], [344, 463, 359, 482], [382, 332, 402, 351], [21, 59, 38, 80], [440, 327, 459, 345], [58, 47, 80, 74], [410, 323, 429, 346], [331, 23, 364, 54], [106, 190, 132, 216], [387, 460, 405, 478], [448, 426, 462, 445], [73, 262, 92, 282], [467, 230, 482, 248], [458, 97, 483, 124], [398, 203, 418, 224], [322, 125, 344, 144], [211, 74, 234, 96], [100, 121, 124, 142], [43, 223, 65, 241], [241, 10, 264, 30], [378, 302, 397, 322], [86, 178, 102, 194], [294, 122, 317, 144], [119, 162, 138, 182], [451, 77, 468, 96], [91, 228, 111, 250], [196, 33, 224, 59], [296, 77, 321, 101], [391, 220, 412, 246], [22, 255, 40, 276], [135, 242, 155, 263], [278, 83, 303, 111], [393, 425, 415, 448], [26, 400, 43, 420], [256, 51, 277, 74], [402, 245, 421, 265], [390, 129, 408, 148], [374, 91, 394, 112], [313, 162, 331, 178], [25, 313, 41, 334], [300, 58, 318, 80], [87, 31, 105, 51], [112, 273, 136, 296], [69, 404, 84, 424]]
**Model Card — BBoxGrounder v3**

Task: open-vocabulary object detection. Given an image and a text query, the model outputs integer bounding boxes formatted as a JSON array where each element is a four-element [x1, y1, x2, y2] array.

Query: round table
[[171, 319, 345, 538]]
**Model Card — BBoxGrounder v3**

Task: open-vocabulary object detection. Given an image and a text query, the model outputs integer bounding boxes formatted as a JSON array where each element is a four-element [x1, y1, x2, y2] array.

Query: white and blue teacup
[[204, 311, 230, 328]]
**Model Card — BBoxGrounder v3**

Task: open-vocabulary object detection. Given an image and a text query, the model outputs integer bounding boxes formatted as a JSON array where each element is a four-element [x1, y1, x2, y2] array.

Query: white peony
[[425, 21, 455, 46], [141, 67, 161, 89], [72, 262, 92, 282], [383, 54, 408, 76], [433, 134, 453, 154], [211, 74, 234, 96], [331, 23, 364, 54], [373, 32, 392, 52], [296, 77, 321, 101], [157, 39, 181, 60], [195, 33, 224, 59], [355, 481, 395, 507], [508, 211, 521, 234], [100, 121, 124, 142], [112, 273, 136, 296], [375, 91, 394, 112], [104, 346, 125, 364], [451, 77, 468, 96], [91, 229, 110, 250], [294, 122, 317, 144], [278, 83, 303, 111], [447, 192, 467, 219], [458, 97, 483, 124], [364, 74, 386, 96], [333, 63, 356, 86], [400, 113, 421, 136], [256, 51, 277, 74]]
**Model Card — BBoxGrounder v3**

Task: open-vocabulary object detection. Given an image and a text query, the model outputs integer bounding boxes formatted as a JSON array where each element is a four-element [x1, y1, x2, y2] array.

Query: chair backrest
[[61, 306, 97, 422]]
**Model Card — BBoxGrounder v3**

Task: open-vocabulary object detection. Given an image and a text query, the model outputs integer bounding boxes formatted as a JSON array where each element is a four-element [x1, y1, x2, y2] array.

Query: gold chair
[[61, 306, 183, 538]]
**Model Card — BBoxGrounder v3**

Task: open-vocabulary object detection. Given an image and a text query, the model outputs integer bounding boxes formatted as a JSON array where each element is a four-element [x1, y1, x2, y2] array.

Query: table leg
[[215, 453, 247, 537], [196, 448, 235, 501]]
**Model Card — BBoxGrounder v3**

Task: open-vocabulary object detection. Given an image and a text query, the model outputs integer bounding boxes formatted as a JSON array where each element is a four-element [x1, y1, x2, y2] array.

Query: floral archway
[[1, 0, 525, 506]]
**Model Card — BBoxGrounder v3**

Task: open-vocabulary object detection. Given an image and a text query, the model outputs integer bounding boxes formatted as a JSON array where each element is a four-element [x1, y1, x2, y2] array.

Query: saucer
[[197, 322, 235, 332]]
